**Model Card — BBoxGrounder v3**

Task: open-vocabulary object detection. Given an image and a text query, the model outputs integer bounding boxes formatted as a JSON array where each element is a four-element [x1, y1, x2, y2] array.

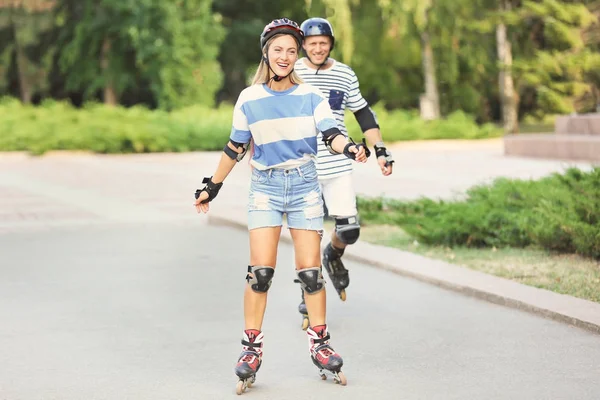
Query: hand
[[193, 176, 223, 214], [347, 145, 368, 163], [194, 191, 210, 214], [377, 156, 393, 176], [373, 143, 394, 176]]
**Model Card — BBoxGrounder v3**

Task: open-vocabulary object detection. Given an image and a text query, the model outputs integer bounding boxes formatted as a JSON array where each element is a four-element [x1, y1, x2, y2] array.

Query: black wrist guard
[[374, 142, 394, 166], [361, 138, 372, 158], [194, 176, 223, 204], [343, 139, 368, 160]]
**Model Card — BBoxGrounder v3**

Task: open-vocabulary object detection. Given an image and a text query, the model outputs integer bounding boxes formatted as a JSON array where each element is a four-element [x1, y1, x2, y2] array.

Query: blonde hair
[[251, 33, 304, 85]]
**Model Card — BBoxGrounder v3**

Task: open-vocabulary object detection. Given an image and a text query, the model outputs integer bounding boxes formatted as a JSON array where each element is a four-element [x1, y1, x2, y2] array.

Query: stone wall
[[504, 114, 600, 162]]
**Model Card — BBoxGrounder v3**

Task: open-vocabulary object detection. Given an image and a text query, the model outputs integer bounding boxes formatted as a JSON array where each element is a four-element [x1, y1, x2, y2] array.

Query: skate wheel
[[235, 380, 245, 395], [301, 317, 309, 331], [247, 375, 256, 387], [335, 371, 347, 386], [339, 289, 347, 302], [320, 373, 327, 380]]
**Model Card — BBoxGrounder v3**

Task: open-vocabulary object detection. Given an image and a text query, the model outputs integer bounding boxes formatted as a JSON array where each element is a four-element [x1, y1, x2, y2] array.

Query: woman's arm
[[195, 90, 251, 213], [194, 140, 250, 214]]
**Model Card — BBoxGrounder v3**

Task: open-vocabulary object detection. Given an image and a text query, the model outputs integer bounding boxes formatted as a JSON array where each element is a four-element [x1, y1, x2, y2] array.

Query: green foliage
[[0, 97, 501, 155], [348, 0, 501, 121], [2, 0, 600, 122], [0, 97, 230, 155], [0, 5, 56, 98], [56, 0, 223, 109], [345, 106, 502, 142], [358, 167, 600, 260], [508, 0, 598, 118]]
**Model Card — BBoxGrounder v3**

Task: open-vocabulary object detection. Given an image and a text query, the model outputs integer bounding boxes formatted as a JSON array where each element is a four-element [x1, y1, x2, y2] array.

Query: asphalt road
[[1, 222, 599, 399]]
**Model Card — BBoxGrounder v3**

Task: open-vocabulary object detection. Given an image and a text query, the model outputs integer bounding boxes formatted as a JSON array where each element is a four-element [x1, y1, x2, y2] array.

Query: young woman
[[193, 18, 367, 394]]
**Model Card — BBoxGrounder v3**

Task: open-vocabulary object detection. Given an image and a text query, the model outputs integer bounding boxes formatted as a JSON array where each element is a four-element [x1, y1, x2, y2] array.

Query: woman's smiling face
[[266, 34, 299, 77]]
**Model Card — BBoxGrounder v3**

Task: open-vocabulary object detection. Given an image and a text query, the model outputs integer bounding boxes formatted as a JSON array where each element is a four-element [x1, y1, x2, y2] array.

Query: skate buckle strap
[[335, 217, 352, 225], [311, 333, 330, 344], [242, 339, 263, 348]]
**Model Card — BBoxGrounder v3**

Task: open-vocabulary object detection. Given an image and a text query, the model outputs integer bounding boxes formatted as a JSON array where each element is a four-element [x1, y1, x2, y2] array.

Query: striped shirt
[[230, 83, 339, 170], [295, 58, 368, 179]]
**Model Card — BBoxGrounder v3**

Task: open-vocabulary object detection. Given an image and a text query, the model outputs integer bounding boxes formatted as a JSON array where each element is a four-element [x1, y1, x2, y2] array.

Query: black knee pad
[[296, 267, 326, 294], [334, 216, 360, 245], [246, 265, 275, 293]]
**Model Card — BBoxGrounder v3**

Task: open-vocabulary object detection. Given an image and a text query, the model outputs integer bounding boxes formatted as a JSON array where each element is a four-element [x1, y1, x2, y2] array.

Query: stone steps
[[504, 133, 600, 161], [504, 114, 600, 162], [555, 114, 600, 136]]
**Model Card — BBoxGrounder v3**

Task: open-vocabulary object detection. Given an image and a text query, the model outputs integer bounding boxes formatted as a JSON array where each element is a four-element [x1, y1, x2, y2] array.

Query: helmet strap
[[305, 53, 330, 75], [263, 56, 293, 86]]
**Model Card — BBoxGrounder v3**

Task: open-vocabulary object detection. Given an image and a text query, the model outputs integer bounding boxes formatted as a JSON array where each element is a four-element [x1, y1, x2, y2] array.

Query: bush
[[357, 167, 600, 260], [346, 106, 502, 142], [0, 97, 503, 155], [0, 97, 232, 155]]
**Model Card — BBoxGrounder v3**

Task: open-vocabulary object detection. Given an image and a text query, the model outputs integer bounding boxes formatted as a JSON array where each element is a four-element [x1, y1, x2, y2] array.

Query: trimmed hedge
[[358, 167, 600, 260], [0, 98, 232, 155], [0, 97, 502, 155], [347, 108, 502, 141]]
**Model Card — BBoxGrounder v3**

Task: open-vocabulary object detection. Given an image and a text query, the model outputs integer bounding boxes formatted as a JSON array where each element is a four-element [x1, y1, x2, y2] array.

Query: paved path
[[2, 224, 600, 399], [0, 141, 599, 399]]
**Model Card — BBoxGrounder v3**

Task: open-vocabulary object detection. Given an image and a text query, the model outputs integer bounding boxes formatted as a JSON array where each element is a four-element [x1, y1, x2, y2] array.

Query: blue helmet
[[300, 17, 335, 50]]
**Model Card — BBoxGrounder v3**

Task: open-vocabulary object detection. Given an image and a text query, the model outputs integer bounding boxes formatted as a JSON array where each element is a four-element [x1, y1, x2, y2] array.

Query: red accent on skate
[[240, 354, 256, 363], [237, 352, 261, 371], [245, 329, 261, 342], [315, 347, 342, 368], [318, 347, 334, 357], [316, 346, 334, 363], [311, 325, 327, 337]]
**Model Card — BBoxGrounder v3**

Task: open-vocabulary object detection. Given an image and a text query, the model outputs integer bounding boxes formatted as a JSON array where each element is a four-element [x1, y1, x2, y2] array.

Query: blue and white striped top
[[230, 83, 340, 170], [295, 58, 369, 179]]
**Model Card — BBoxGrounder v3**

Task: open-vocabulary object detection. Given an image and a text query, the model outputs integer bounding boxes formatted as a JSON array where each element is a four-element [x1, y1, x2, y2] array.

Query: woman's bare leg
[[245, 226, 282, 330], [289, 228, 325, 326]]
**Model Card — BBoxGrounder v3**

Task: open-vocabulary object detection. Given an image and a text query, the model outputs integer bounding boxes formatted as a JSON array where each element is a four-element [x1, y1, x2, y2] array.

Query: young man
[[293, 17, 395, 326]]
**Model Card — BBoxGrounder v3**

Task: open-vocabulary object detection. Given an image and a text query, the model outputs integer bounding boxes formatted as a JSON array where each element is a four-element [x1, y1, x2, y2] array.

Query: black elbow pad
[[354, 106, 379, 132], [223, 140, 249, 162], [321, 128, 344, 155]]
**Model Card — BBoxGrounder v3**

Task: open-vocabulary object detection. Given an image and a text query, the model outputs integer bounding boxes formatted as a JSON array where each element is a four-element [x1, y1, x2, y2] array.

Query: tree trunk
[[420, 18, 440, 120], [13, 20, 32, 104], [497, 2, 518, 133], [101, 37, 118, 106]]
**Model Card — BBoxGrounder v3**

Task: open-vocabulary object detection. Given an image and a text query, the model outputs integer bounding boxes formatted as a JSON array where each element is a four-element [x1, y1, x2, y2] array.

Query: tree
[[56, 0, 224, 108], [0, 0, 55, 103], [508, 0, 597, 118], [377, 0, 440, 119], [497, 0, 518, 133]]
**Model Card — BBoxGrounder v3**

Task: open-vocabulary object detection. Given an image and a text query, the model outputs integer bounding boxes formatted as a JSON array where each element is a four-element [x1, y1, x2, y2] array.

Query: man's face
[[302, 35, 332, 65]]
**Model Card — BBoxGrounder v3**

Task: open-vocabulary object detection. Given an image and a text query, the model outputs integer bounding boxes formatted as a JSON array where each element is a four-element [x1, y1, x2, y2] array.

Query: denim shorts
[[247, 161, 324, 231]]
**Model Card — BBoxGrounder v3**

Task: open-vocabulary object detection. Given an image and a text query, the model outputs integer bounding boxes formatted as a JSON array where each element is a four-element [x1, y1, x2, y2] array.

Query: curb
[[208, 208, 600, 336]]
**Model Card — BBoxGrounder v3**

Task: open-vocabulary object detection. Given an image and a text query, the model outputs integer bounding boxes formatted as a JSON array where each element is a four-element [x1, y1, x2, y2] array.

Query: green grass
[[357, 224, 600, 303], [357, 168, 600, 260]]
